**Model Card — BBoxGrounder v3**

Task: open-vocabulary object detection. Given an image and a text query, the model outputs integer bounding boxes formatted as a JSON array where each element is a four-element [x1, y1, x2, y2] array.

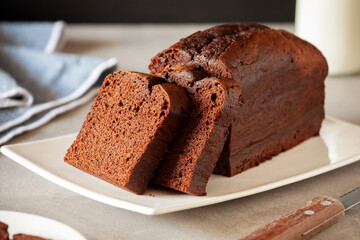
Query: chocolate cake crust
[[149, 23, 268, 79], [213, 28, 326, 176]]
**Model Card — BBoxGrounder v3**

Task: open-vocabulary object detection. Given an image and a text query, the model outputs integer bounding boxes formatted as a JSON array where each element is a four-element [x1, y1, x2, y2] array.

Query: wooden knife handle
[[240, 196, 345, 240]]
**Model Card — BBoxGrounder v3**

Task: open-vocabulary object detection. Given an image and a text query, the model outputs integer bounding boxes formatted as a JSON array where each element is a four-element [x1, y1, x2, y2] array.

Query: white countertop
[[0, 23, 359, 239]]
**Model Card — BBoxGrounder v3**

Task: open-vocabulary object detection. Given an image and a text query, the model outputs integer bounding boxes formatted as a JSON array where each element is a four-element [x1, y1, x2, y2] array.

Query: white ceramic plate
[[2, 116, 360, 215], [0, 210, 86, 240]]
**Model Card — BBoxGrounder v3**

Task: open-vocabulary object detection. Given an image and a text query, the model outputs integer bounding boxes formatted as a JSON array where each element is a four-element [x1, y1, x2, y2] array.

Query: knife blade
[[240, 186, 360, 240]]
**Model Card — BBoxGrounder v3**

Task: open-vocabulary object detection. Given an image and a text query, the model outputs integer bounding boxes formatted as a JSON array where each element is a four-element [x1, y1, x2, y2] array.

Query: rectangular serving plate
[[2, 116, 360, 215]]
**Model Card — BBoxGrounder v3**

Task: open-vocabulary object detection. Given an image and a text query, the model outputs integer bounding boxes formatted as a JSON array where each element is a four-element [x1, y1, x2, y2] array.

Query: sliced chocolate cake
[[64, 71, 189, 194], [65, 23, 327, 196]]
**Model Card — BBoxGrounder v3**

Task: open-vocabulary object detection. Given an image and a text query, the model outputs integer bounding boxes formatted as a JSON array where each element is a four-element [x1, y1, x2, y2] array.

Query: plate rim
[[0, 145, 156, 215], [0, 210, 87, 240], [1, 116, 360, 215]]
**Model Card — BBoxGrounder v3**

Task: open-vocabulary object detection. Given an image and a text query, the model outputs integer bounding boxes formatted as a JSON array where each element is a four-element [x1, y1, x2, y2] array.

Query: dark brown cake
[[152, 67, 242, 195], [0, 222, 9, 240], [149, 23, 327, 178], [64, 71, 189, 194], [13, 234, 49, 240]]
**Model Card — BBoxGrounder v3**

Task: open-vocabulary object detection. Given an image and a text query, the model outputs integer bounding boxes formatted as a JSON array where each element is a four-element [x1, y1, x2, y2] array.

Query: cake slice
[[64, 71, 189, 194], [149, 23, 327, 177], [152, 67, 242, 195]]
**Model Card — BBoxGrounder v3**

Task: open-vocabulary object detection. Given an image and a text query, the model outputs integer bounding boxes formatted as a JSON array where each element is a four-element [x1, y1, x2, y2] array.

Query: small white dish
[[0, 210, 86, 240], [1, 116, 360, 215]]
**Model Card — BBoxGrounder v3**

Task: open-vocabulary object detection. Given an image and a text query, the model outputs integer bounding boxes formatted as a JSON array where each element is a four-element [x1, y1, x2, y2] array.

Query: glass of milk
[[295, 0, 360, 76]]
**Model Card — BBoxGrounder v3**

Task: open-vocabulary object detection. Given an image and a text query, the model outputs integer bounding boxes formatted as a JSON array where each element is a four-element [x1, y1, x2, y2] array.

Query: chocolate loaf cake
[[64, 71, 189, 194], [149, 23, 327, 177], [152, 67, 242, 195]]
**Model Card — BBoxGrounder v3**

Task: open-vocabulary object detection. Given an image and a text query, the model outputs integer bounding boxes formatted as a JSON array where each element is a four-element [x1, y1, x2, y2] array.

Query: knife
[[240, 186, 360, 240]]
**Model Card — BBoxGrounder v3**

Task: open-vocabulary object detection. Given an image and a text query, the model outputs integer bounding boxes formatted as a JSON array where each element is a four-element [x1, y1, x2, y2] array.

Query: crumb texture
[[64, 71, 189, 194], [152, 67, 242, 195]]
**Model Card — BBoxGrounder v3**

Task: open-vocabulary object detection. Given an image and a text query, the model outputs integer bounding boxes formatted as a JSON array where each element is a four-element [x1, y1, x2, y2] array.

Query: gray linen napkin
[[0, 68, 33, 108], [0, 21, 117, 145], [0, 21, 64, 53], [0, 21, 65, 108]]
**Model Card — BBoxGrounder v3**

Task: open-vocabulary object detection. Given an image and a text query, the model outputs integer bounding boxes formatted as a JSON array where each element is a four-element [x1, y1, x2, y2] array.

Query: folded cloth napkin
[[0, 68, 33, 108], [0, 21, 65, 108], [0, 21, 117, 145], [0, 21, 64, 53]]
